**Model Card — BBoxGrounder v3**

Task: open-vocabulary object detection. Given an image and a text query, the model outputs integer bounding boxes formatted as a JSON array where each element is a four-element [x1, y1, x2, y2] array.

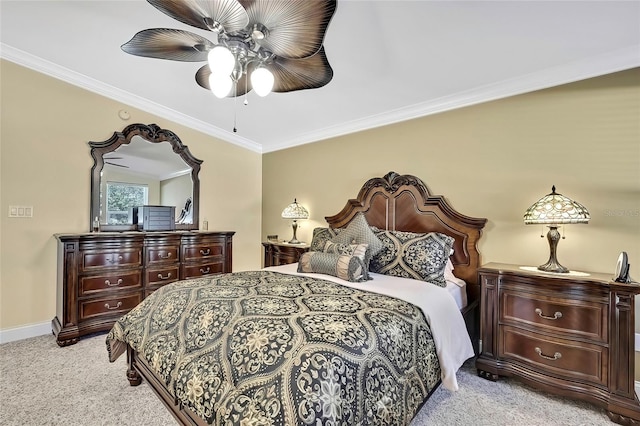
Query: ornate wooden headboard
[[325, 171, 487, 288]]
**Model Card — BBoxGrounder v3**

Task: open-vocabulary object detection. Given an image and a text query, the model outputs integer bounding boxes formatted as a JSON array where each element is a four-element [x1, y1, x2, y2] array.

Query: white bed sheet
[[264, 263, 474, 391]]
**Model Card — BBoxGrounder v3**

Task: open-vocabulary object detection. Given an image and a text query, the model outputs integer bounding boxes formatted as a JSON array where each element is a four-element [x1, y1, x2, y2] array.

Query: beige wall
[[263, 69, 639, 289], [0, 59, 263, 331]]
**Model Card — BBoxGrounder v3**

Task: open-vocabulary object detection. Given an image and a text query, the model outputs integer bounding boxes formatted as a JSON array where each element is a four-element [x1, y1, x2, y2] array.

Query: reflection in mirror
[[90, 123, 202, 232]]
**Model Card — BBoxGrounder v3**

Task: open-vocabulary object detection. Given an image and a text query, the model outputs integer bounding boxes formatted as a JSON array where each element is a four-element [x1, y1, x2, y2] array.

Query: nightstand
[[476, 262, 640, 424], [262, 241, 309, 267]]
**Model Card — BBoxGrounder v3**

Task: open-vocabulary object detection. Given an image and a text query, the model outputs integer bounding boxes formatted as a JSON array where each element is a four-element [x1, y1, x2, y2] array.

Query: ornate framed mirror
[[89, 123, 202, 232]]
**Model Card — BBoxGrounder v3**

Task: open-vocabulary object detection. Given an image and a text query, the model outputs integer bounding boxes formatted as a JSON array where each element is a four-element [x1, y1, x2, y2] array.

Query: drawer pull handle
[[200, 267, 210, 274], [107, 255, 124, 264], [105, 278, 123, 287], [535, 347, 562, 361], [535, 308, 562, 320], [104, 301, 123, 310], [158, 252, 172, 259], [199, 248, 211, 256], [157, 272, 172, 280]]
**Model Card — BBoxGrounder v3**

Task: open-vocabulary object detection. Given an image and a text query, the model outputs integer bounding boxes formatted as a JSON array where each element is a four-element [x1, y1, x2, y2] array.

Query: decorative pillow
[[329, 212, 383, 269], [297, 251, 368, 282], [370, 229, 455, 287], [323, 241, 370, 280], [309, 227, 342, 252]]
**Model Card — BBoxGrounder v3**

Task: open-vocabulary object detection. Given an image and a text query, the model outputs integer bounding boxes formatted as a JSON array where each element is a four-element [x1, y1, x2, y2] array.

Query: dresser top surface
[[479, 262, 618, 284], [55, 231, 235, 240], [262, 241, 310, 248]]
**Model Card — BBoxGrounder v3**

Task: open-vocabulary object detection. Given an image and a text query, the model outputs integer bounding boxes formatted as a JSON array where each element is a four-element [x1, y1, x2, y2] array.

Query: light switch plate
[[8, 205, 33, 218]]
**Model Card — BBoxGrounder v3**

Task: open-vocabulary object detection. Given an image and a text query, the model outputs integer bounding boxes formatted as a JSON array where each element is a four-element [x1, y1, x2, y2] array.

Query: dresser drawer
[[182, 243, 224, 261], [79, 293, 143, 321], [146, 245, 180, 265], [500, 326, 608, 386], [182, 261, 225, 279], [146, 266, 180, 286], [500, 290, 607, 342], [79, 271, 142, 296], [81, 249, 142, 271]]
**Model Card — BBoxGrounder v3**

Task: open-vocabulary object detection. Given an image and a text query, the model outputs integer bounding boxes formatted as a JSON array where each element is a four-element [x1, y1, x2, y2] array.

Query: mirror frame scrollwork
[[89, 123, 202, 232]]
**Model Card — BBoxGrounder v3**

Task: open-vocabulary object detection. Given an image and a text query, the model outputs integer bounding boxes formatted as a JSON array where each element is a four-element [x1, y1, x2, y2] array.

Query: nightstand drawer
[[263, 241, 309, 267], [500, 326, 608, 386], [500, 290, 607, 342]]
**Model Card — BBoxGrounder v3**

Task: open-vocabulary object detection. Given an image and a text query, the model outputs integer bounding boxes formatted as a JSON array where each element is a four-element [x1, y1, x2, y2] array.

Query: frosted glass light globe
[[209, 73, 232, 98], [250, 67, 274, 97], [208, 46, 235, 76]]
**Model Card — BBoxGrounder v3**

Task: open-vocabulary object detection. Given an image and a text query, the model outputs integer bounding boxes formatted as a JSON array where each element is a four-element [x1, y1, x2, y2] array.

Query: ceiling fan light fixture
[[208, 45, 235, 76], [124, 0, 337, 107], [209, 73, 233, 98], [251, 67, 274, 97]]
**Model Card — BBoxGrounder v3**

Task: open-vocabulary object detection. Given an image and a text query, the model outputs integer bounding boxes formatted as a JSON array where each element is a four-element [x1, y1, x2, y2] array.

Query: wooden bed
[[121, 171, 487, 425]]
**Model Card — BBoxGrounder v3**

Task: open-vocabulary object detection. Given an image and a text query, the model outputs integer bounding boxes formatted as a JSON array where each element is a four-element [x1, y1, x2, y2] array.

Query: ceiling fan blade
[[269, 46, 333, 93], [195, 64, 250, 97], [122, 29, 214, 61], [240, 0, 337, 59], [106, 161, 129, 168], [147, 0, 249, 34]]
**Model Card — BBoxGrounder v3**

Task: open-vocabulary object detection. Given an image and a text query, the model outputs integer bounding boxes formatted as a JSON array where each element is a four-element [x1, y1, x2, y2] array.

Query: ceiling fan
[[122, 0, 337, 100]]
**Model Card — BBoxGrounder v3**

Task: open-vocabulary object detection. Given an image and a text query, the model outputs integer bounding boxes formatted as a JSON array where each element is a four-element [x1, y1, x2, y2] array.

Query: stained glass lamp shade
[[523, 186, 590, 273], [281, 199, 309, 244]]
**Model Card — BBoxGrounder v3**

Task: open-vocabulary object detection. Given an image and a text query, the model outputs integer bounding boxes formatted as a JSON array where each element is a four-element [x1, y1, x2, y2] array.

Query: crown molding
[[3, 43, 638, 154], [264, 45, 640, 153], [0, 43, 263, 153]]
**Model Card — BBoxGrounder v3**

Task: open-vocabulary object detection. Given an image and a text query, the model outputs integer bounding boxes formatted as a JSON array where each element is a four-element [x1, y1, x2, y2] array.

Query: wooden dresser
[[53, 231, 234, 346], [262, 241, 309, 267], [476, 263, 640, 424]]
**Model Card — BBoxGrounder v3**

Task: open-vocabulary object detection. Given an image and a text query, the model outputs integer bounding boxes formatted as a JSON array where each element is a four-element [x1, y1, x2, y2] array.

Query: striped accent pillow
[[297, 251, 368, 282]]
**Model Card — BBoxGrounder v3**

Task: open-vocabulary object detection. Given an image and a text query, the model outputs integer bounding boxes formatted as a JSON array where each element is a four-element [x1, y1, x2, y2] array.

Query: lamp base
[[287, 221, 303, 245], [539, 225, 570, 273], [537, 260, 569, 274]]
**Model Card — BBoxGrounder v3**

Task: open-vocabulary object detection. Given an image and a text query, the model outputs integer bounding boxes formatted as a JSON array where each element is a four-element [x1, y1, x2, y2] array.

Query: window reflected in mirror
[[105, 182, 148, 224]]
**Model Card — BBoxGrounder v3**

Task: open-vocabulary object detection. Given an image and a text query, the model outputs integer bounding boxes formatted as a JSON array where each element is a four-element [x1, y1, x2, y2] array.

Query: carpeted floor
[[0, 333, 613, 425]]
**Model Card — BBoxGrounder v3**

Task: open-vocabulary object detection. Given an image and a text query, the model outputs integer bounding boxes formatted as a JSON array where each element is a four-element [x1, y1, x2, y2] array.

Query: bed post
[[126, 345, 142, 386]]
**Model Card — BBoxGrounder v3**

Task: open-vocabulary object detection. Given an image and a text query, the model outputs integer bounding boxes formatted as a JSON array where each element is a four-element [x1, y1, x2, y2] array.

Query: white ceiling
[[1, 1, 639, 154]]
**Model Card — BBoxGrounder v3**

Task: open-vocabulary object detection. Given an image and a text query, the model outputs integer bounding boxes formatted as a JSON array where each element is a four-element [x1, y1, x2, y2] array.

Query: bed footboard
[[125, 345, 207, 426]]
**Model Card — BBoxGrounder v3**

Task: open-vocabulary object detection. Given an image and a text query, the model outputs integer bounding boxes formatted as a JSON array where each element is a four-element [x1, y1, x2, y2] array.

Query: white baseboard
[[0, 321, 51, 344]]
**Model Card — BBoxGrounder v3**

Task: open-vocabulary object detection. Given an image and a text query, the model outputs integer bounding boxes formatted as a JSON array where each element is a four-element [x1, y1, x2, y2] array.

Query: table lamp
[[523, 185, 590, 273], [281, 199, 309, 244]]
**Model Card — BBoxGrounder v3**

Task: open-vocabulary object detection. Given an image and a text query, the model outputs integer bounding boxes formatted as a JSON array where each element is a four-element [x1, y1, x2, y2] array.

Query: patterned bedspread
[[106, 270, 441, 425]]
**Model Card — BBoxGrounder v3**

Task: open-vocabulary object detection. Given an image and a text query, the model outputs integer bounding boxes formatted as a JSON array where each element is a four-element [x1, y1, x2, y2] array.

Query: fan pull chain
[[233, 81, 238, 133], [562, 226, 566, 240], [540, 226, 544, 238], [244, 76, 249, 106]]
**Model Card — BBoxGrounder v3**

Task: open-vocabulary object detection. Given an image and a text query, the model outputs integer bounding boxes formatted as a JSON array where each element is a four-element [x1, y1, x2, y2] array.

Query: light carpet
[[0, 334, 613, 425]]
